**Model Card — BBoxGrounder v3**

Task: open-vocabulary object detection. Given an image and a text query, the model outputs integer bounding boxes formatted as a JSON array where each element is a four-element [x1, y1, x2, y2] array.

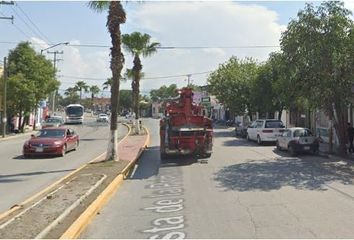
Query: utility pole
[[0, 1, 14, 22], [2, 57, 7, 138], [186, 74, 192, 86], [47, 50, 63, 114]]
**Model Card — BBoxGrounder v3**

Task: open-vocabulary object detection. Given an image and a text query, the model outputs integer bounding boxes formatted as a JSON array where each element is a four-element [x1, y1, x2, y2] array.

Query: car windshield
[[294, 129, 313, 137], [265, 120, 284, 128], [37, 129, 65, 138], [66, 107, 83, 116]]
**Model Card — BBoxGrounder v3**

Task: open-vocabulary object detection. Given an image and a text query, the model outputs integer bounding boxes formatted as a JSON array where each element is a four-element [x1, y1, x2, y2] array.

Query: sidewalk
[[318, 142, 354, 161], [0, 127, 149, 239]]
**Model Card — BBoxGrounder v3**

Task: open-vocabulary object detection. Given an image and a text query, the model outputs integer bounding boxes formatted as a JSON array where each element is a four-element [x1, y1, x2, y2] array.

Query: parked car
[[42, 117, 64, 128], [23, 127, 79, 158], [97, 113, 109, 122], [276, 127, 319, 156], [247, 119, 285, 145]]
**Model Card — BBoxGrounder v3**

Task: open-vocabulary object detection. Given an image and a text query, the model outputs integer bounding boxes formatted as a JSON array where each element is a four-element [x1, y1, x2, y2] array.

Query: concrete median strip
[[0, 123, 150, 239], [60, 126, 151, 239]]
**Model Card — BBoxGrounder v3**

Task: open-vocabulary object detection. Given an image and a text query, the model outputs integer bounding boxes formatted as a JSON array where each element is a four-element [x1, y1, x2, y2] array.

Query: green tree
[[208, 57, 259, 120], [61, 87, 80, 106], [150, 84, 179, 102], [7, 42, 59, 131], [89, 85, 100, 107], [88, 1, 126, 161], [280, 1, 354, 156], [74, 81, 89, 100], [122, 32, 160, 133]]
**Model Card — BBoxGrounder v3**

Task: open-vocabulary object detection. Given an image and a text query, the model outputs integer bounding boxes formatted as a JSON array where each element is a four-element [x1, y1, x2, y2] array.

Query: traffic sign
[[202, 97, 210, 103]]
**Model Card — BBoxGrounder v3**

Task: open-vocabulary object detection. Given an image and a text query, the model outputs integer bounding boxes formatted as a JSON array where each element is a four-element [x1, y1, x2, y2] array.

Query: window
[[293, 129, 313, 137], [265, 120, 284, 128], [256, 121, 264, 128]]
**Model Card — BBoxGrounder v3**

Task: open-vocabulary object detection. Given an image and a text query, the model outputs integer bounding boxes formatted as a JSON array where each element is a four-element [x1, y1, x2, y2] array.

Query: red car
[[23, 127, 79, 158]]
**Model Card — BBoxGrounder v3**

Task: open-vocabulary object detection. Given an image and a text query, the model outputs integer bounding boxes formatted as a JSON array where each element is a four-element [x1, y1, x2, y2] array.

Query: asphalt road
[[83, 118, 354, 238], [0, 116, 128, 213]]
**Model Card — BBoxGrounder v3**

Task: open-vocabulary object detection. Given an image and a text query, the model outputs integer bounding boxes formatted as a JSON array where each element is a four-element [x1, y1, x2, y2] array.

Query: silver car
[[42, 117, 64, 128], [276, 127, 319, 156]]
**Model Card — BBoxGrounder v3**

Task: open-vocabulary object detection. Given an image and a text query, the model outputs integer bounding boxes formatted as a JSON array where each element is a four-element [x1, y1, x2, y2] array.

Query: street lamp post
[[40, 42, 69, 55]]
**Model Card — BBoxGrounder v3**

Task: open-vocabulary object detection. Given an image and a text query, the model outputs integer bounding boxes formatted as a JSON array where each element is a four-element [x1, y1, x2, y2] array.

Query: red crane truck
[[160, 88, 213, 159]]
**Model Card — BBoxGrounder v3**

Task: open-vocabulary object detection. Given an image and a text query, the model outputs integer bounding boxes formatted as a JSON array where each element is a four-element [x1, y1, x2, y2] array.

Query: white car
[[97, 113, 109, 122], [247, 119, 285, 145], [276, 127, 319, 156]]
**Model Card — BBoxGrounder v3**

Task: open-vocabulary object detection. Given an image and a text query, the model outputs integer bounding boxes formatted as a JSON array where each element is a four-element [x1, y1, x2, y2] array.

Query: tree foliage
[[150, 84, 179, 102], [122, 32, 160, 125], [280, 1, 354, 156], [208, 57, 258, 117], [7, 42, 59, 130]]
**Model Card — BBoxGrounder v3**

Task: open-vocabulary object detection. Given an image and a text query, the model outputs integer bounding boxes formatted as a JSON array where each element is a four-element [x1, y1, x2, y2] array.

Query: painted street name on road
[[143, 169, 186, 239]]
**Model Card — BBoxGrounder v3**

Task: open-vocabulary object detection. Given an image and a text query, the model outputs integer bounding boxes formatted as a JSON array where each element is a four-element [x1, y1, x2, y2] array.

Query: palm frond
[[87, 1, 110, 13]]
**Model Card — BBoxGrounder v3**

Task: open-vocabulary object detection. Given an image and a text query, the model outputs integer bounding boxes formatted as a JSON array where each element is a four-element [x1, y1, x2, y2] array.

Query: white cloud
[[31, 2, 286, 97], [127, 1, 284, 91]]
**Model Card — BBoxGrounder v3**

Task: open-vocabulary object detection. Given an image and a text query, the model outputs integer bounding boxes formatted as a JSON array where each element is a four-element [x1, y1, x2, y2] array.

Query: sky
[[0, 1, 354, 98]]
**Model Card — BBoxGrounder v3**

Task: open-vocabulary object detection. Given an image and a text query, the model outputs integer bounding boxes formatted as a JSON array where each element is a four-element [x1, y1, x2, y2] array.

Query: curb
[[60, 126, 151, 239], [0, 130, 37, 142], [0, 124, 131, 223]]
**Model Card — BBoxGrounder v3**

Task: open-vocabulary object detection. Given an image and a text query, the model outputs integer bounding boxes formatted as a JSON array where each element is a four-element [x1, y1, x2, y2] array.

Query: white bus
[[65, 104, 84, 124]]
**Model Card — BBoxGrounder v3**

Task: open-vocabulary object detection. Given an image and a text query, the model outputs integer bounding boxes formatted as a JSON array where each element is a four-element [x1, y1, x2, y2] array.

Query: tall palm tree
[[122, 32, 160, 133], [88, 1, 126, 161], [74, 81, 89, 100], [90, 85, 100, 107]]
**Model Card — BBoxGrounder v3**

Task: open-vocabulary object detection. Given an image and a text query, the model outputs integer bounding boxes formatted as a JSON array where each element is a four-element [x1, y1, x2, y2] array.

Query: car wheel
[[61, 144, 67, 157], [257, 135, 262, 145], [276, 141, 282, 151], [73, 140, 79, 150], [289, 145, 297, 157]]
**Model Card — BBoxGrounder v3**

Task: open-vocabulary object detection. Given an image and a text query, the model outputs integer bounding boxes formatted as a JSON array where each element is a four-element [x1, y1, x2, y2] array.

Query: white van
[[247, 119, 285, 145]]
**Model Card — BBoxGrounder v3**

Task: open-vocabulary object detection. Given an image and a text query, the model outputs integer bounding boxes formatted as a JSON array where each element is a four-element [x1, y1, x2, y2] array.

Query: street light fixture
[[40, 42, 69, 55]]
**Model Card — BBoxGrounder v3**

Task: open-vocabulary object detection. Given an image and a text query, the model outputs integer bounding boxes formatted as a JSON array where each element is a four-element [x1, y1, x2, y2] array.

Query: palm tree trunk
[[132, 54, 142, 134], [105, 1, 126, 161]]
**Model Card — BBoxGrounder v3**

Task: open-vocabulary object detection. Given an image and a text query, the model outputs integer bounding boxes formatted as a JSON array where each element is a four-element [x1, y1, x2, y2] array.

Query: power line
[[14, 2, 51, 44], [59, 71, 212, 81], [0, 10, 31, 39], [10, 6, 43, 41], [0, 40, 281, 50]]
